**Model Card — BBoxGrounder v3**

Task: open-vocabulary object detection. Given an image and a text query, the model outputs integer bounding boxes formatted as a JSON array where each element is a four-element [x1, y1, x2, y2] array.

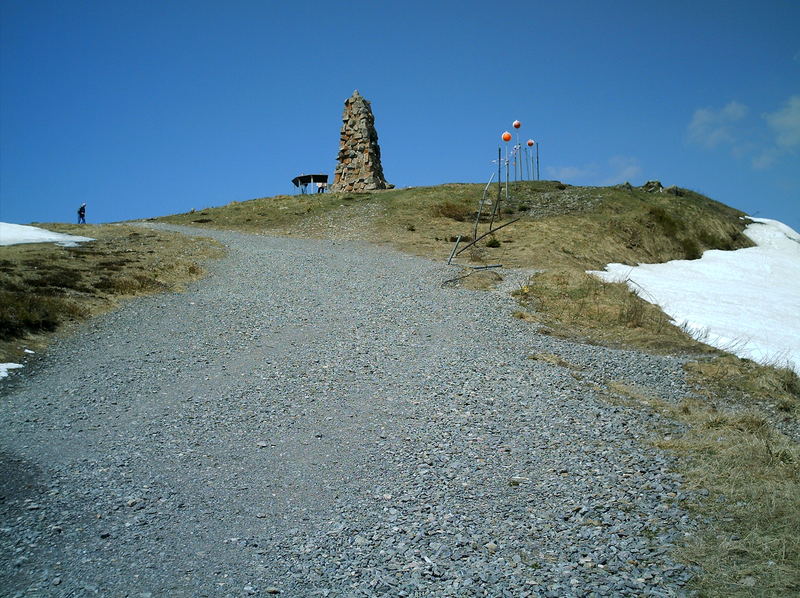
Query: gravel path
[[1, 226, 700, 597]]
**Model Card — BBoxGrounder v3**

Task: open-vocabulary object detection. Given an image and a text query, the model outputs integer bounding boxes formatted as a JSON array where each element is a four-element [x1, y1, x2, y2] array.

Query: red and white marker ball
[[527, 139, 535, 147], [513, 120, 521, 129], [502, 131, 512, 142]]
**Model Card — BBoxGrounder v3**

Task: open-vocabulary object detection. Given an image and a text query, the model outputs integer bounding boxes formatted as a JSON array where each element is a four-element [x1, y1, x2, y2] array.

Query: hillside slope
[[156, 181, 751, 352], [157, 180, 752, 269]]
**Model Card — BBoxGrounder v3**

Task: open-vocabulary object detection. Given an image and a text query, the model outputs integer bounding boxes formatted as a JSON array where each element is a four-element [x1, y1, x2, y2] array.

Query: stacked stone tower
[[331, 90, 390, 192]]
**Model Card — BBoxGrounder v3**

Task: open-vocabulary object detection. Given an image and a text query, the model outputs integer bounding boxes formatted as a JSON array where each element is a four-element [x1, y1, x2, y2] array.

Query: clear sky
[[1, 1, 798, 230]]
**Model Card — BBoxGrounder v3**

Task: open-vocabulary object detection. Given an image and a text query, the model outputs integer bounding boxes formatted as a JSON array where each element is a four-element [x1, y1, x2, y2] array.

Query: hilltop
[[153, 179, 800, 413], [156, 180, 752, 351], [157, 180, 751, 267]]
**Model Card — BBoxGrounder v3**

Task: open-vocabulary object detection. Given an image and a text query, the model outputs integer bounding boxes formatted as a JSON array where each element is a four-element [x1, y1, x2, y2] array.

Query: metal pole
[[474, 172, 495, 241], [505, 145, 510, 202], [525, 146, 530, 182], [512, 146, 516, 183], [497, 146, 501, 207], [524, 147, 529, 180], [447, 235, 461, 264], [536, 143, 540, 180], [456, 218, 520, 256], [530, 149, 535, 182]]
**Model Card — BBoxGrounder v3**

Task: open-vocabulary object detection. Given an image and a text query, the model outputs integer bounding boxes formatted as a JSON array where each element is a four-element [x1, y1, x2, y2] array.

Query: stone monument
[[331, 90, 391, 192]]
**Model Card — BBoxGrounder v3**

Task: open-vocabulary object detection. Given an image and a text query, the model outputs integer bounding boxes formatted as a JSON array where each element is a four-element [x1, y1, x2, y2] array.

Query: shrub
[[27, 268, 84, 291], [680, 237, 702, 260], [0, 290, 79, 339], [648, 205, 681, 237], [618, 292, 646, 328], [696, 229, 724, 248], [432, 201, 471, 222]]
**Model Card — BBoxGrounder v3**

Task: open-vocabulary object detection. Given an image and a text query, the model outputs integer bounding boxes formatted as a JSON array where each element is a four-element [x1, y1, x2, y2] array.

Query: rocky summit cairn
[[331, 90, 391, 192]]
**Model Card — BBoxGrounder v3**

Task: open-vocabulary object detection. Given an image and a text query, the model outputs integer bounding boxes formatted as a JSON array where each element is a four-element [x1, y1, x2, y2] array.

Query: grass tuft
[[432, 200, 472, 222], [513, 270, 704, 353], [0, 290, 81, 338], [685, 356, 800, 417], [606, 381, 800, 597], [663, 407, 800, 597]]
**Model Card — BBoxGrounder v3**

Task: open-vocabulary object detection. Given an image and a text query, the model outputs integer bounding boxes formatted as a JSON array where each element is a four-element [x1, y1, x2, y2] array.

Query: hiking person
[[77, 203, 86, 224]]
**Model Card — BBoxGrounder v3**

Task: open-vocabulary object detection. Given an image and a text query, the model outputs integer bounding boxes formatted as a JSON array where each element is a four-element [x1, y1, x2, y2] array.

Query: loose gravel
[[1, 225, 701, 597]]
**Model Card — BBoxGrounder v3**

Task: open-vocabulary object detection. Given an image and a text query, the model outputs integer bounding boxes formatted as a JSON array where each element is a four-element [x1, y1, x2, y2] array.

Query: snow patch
[[589, 218, 800, 374], [0, 222, 94, 247], [0, 363, 23, 379]]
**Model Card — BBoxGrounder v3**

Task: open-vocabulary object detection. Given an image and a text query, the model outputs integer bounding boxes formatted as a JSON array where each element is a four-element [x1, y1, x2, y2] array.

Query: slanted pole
[[447, 236, 462, 265], [474, 172, 495, 241]]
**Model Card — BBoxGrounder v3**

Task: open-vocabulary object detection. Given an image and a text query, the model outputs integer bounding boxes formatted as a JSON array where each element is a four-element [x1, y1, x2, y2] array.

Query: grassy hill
[[3, 181, 798, 595], [157, 180, 799, 596], [157, 180, 751, 266], [157, 180, 752, 351]]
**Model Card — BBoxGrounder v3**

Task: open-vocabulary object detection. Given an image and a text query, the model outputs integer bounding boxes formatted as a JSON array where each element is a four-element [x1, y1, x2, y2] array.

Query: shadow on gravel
[[0, 451, 50, 591], [0, 450, 45, 506]]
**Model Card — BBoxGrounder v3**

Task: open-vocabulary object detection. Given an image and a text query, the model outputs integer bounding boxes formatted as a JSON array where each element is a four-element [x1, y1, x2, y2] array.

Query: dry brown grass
[[666, 407, 800, 597], [457, 269, 503, 291], [156, 192, 376, 234], [528, 352, 584, 371], [605, 382, 800, 597], [685, 356, 800, 415], [0, 224, 223, 362], [512, 270, 717, 354]]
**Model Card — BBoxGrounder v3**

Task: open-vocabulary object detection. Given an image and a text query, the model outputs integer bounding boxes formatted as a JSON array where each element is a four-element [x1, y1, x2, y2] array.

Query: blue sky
[[1, 1, 798, 230]]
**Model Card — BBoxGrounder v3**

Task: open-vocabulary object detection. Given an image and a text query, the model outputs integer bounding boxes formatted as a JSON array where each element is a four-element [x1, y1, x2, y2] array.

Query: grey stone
[[641, 180, 664, 193]]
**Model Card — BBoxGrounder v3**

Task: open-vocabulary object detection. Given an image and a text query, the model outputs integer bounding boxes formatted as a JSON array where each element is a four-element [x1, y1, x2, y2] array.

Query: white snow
[[589, 218, 800, 374], [0, 222, 94, 247], [0, 363, 23, 379]]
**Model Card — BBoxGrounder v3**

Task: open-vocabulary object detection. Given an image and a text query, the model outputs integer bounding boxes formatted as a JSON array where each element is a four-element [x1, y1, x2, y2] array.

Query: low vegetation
[[607, 381, 800, 597], [0, 224, 223, 363], [686, 356, 800, 416]]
